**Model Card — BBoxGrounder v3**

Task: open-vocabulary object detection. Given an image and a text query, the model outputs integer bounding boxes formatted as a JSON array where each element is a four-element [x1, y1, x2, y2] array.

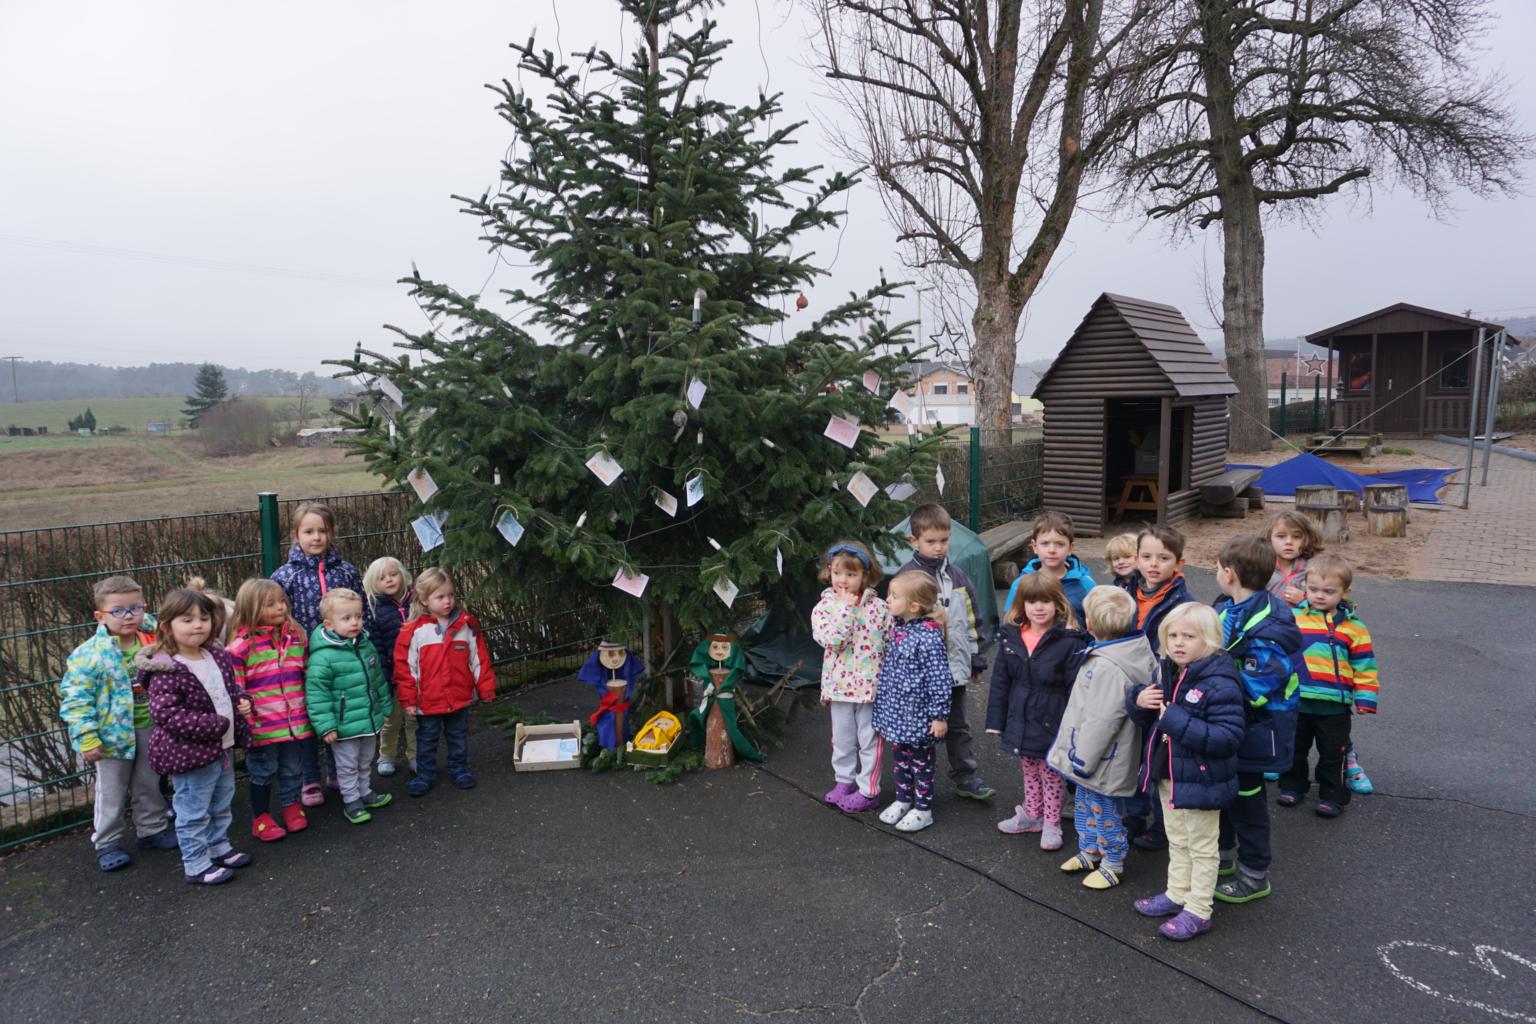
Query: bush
[[196, 399, 280, 455]]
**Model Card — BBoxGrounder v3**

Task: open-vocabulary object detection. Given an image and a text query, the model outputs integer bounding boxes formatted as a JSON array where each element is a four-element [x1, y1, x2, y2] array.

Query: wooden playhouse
[[1033, 293, 1238, 536]]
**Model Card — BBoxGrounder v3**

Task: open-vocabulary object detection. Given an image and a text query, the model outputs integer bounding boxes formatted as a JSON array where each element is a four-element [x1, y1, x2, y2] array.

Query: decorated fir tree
[[332, 0, 942, 664]]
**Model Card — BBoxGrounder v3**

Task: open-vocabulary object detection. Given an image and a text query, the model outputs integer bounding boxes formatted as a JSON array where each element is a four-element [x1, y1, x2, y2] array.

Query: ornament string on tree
[[326, 0, 943, 661]]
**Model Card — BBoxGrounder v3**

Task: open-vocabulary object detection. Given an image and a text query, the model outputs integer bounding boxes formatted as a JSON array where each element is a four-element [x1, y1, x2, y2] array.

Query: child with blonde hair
[[307, 589, 395, 824], [1127, 603, 1245, 941], [1105, 533, 1139, 586], [137, 587, 254, 885], [986, 573, 1088, 849], [226, 579, 312, 841], [811, 541, 893, 814], [871, 571, 952, 833], [364, 556, 416, 776], [395, 568, 495, 796]]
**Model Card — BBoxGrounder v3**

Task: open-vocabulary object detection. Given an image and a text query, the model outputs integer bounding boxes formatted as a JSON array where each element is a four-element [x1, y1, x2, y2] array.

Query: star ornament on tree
[[1303, 355, 1327, 377]]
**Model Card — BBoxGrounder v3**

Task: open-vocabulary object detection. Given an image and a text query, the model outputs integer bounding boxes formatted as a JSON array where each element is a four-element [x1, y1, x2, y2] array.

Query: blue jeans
[[172, 753, 235, 876], [414, 708, 469, 780], [246, 740, 304, 809], [299, 733, 337, 785]]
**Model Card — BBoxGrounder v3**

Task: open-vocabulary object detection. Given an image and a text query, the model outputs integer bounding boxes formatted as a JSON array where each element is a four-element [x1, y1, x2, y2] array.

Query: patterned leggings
[[1020, 757, 1064, 822], [1074, 787, 1129, 868], [892, 742, 937, 811]]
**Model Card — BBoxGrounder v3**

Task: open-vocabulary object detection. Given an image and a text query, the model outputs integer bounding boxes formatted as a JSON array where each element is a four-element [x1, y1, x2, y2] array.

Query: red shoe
[[250, 812, 287, 842], [281, 803, 309, 833]]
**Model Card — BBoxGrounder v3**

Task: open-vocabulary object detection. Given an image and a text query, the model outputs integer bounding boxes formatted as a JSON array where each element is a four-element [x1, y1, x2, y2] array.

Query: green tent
[[880, 517, 999, 645]]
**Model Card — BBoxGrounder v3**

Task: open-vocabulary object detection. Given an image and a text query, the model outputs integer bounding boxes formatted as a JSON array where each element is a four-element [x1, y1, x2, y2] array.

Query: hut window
[[932, 382, 948, 395], [1345, 351, 1372, 394], [1439, 350, 1470, 390]]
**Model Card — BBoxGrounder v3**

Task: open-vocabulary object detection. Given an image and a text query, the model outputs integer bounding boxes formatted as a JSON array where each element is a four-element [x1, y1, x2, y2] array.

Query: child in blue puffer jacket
[[1127, 602, 1245, 943]]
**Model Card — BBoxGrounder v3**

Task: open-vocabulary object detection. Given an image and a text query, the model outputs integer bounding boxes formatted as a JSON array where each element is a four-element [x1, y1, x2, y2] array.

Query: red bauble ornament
[[795, 292, 808, 312]]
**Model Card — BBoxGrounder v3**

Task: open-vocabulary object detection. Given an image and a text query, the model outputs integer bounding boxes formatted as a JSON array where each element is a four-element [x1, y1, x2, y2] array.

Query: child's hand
[[836, 589, 859, 605], [324, 730, 338, 744], [1354, 704, 1372, 716], [985, 728, 1000, 736], [930, 720, 948, 739], [1282, 585, 1304, 606], [970, 671, 982, 685], [81, 747, 104, 764], [405, 705, 419, 717], [236, 698, 253, 718], [1135, 687, 1165, 711]]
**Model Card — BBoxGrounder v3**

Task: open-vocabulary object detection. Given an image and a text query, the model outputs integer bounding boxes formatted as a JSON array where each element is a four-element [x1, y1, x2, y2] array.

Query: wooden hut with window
[[1306, 304, 1506, 437], [1033, 293, 1237, 537]]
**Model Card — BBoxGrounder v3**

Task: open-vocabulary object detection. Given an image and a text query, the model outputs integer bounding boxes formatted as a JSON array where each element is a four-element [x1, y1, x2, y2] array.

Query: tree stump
[[1241, 485, 1265, 510], [1304, 504, 1351, 543], [1341, 491, 1360, 514], [1295, 484, 1340, 508], [1367, 504, 1408, 538], [1364, 483, 1410, 522], [704, 699, 735, 769]]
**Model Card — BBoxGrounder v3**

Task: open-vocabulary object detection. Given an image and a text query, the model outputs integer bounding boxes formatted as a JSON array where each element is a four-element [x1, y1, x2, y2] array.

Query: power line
[[2, 356, 19, 403], [0, 233, 398, 289]]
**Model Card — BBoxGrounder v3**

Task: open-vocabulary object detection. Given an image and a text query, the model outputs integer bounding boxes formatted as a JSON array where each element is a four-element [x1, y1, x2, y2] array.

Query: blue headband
[[826, 544, 871, 569]]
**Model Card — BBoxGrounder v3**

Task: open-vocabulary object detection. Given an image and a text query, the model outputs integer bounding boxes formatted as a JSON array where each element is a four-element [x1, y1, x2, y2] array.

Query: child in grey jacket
[[1046, 585, 1157, 890]]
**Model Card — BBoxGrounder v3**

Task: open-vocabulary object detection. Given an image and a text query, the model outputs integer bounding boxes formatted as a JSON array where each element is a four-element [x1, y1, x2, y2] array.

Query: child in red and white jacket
[[394, 568, 494, 797]]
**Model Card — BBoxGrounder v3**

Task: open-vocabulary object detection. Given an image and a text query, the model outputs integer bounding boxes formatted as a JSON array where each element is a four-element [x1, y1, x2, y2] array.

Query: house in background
[[899, 361, 1041, 426], [1219, 347, 1336, 407]]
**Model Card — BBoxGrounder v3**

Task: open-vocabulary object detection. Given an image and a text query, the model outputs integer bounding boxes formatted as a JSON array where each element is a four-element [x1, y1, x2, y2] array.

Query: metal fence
[[913, 428, 1044, 533], [0, 491, 602, 850]]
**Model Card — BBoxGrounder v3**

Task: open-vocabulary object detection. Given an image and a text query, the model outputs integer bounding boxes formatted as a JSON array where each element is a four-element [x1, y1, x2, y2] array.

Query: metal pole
[[1312, 374, 1322, 432], [1462, 329, 1485, 509], [258, 491, 283, 574], [968, 426, 981, 533], [1481, 330, 1507, 486], [1279, 370, 1287, 437]]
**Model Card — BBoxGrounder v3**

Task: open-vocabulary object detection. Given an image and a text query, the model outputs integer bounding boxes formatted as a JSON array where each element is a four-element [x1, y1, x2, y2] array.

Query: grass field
[[0, 434, 383, 531], [2, 395, 309, 436]]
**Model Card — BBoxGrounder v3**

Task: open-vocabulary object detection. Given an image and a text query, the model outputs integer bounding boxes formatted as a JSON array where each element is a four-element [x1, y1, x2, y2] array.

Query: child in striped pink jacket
[[227, 580, 313, 841]]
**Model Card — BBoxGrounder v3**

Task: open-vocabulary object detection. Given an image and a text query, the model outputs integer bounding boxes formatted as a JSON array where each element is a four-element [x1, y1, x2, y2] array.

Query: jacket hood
[[134, 646, 179, 673], [1089, 633, 1157, 679], [284, 542, 340, 570], [1224, 590, 1305, 655], [1023, 555, 1094, 584], [309, 625, 365, 652], [1295, 598, 1360, 622]]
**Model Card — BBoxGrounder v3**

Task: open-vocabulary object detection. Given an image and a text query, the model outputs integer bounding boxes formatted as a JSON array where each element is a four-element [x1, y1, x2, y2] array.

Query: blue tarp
[[1229, 452, 1455, 505]]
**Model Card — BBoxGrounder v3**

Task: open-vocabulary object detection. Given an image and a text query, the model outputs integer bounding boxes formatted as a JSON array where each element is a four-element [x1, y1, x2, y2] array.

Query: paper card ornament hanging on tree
[[884, 481, 917, 502], [862, 370, 881, 394], [935, 464, 946, 494], [775, 546, 783, 577], [685, 474, 705, 507], [686, 378, 707, 409], [406, 468, 439, 504], [411, 515, 445, 551], [823, 415, 859, 449], [712, 578, 739, 608], [495, 510, 525, 547], [654, 490, 679, 517], [887, 389, 911, 421], [847, 471, 878, 508], [585, 450, 624, 486], [612, 567, 650, 599], [377, 377, 404, 409]]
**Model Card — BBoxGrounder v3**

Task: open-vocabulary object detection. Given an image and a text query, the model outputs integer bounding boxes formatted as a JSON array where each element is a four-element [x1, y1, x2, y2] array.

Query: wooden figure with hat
[[577, 638, 646, 752]]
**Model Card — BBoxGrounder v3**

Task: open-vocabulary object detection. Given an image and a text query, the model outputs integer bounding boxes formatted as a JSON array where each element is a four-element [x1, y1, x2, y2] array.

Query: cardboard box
[[513, 721, 584, 772]]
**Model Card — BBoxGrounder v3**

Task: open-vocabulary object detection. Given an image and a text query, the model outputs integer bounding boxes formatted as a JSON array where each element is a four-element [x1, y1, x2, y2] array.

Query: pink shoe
[[997, 806, 1043, 834], [299, 783, 324, 808], [838, 791, 881, 814], [1040, 823, 1064, 851], [824, 782, 855, 806]]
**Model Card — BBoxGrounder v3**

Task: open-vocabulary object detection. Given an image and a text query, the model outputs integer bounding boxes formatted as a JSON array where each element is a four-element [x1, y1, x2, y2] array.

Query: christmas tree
[[331, 0, 942, 659], [183, 363, 229, 426]]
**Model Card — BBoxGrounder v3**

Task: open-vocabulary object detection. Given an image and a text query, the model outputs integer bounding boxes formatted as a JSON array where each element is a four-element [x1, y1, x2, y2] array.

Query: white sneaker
[[377, 758, 396, 776], [878, 800, 913, 825], [895, 808, 934, 832]]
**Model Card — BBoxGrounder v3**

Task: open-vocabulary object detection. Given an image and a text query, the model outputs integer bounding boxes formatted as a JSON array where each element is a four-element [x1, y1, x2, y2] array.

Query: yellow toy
[[633, 711, 682, 752]]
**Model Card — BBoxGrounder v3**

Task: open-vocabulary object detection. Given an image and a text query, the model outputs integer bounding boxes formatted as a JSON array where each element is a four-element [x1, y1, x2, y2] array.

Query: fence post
[[1312, 375, 1321, 431], [1279, 370, 1287, 437], [968, 427, 981, 533], [258, 492, 282, 575]]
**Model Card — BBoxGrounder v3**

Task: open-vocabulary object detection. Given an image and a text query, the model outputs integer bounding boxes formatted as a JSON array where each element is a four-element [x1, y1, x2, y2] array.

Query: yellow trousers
[[1159, 779, 1221, 920]]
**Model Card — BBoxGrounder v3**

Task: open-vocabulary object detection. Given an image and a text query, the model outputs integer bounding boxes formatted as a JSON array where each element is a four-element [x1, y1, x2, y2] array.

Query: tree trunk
[[971, 272, 1024, 434], [1197, 0, 1271, 453]]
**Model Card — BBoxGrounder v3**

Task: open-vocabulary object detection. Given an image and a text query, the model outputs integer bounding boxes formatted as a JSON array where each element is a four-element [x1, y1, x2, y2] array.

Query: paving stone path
[[1408, 440, 1536, 585]]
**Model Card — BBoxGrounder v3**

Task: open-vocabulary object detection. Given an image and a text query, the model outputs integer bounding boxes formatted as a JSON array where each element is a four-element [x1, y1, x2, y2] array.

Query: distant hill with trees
[[0, 361, 354, 403]]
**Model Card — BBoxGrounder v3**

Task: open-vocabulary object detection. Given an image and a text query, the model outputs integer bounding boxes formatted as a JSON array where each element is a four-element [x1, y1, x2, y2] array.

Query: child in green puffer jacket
[[305, 589, 395, 824]]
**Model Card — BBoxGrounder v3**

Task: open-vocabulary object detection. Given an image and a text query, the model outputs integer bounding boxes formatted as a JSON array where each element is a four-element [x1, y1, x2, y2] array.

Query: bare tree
[[1115, 0, 1529, 451], [293, 371, 322, 425], [808, 0, 1152, 433]]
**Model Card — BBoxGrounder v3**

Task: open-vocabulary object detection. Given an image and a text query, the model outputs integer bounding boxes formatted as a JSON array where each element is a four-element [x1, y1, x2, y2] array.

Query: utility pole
[[2, 356, 19, 403]]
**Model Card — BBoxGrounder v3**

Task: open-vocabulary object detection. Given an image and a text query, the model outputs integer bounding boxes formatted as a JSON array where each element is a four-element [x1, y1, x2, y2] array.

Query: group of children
[[811, 502, 1379, 941], [60, 502, 495, 885]]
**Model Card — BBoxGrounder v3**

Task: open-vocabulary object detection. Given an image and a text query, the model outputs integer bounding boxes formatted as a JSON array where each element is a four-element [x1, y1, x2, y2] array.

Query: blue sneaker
[[407, 776, 432, 797], [452, 771, 476, 790], [953, 776, 995, 801], [1346, 765, 1373, 794], [1262, 772, 1279, 782], [136, 828, 179, 851]]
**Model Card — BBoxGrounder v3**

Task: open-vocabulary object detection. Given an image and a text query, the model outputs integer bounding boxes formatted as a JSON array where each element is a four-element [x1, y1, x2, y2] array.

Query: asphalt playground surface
[[3, 570, 1534, 1024]]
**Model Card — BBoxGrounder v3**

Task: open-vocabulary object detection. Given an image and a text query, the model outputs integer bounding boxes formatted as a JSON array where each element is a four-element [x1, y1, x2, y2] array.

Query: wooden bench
[[979, 520, 1037, 589], [1199, 467, 1263, 506]]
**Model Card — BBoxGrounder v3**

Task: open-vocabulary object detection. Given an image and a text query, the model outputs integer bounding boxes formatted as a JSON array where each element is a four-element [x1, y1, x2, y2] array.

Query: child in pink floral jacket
[[811, 541, 893, 814]]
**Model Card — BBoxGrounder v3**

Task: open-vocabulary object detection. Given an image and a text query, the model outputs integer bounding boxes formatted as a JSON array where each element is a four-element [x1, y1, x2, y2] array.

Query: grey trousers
[[942, 684, 980, 781], [829, 701, 880, 797], [91, 726, 171, 850], [330, 735, 379, 805]]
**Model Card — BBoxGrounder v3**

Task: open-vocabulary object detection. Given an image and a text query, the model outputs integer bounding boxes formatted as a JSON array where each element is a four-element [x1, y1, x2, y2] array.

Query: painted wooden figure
[[578, 639, 645, 750]]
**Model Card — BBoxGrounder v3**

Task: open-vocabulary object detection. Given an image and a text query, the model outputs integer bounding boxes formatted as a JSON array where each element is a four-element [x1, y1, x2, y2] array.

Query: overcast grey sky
[[1, 0, 1532, 375]]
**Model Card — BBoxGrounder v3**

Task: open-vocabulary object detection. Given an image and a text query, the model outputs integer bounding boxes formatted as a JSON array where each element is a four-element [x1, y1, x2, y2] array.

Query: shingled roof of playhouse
[[1033, 292, 1238, 400]]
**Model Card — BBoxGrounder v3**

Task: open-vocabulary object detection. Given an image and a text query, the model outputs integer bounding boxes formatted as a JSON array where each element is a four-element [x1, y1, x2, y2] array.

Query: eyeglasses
[[103, 604, 148, 619]]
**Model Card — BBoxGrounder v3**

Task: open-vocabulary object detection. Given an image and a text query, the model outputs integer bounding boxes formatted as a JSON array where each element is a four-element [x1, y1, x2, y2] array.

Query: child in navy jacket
[[1127, 602, 1245, 942], [872, 571, 953, 835]]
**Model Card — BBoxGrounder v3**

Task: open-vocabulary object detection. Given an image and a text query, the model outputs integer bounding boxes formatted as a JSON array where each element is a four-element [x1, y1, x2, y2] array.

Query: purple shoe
[[1134, 892, 1184, 917], [1159, 910, 1213, 941], [838, 791, 881, 814], [824, 782, 855, 806]]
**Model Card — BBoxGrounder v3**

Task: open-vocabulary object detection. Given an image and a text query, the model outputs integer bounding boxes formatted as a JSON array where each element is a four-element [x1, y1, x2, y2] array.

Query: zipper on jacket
[[352, 642, 379, 729]]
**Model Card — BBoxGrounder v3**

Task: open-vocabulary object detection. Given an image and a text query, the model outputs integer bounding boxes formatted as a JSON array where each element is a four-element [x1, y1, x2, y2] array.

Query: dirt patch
[[0, 442, 177, 492]]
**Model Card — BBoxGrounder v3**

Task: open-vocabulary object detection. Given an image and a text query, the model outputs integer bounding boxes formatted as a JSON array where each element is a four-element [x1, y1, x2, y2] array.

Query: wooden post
[[1363, 482, 1409, 510], [1156, 397, 1172, 522], [704, 700, 734, 769], [1369, 332, 1379, 433], [1295, 484, 1340, 507], [1325, 337, 1335, 429], [1367, 505, 1408, 538], [1419, 330, 1429, 435]]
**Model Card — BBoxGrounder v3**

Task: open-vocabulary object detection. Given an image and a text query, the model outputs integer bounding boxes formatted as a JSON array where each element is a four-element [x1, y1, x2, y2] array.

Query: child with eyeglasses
[[59, 575, 178, 872]]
